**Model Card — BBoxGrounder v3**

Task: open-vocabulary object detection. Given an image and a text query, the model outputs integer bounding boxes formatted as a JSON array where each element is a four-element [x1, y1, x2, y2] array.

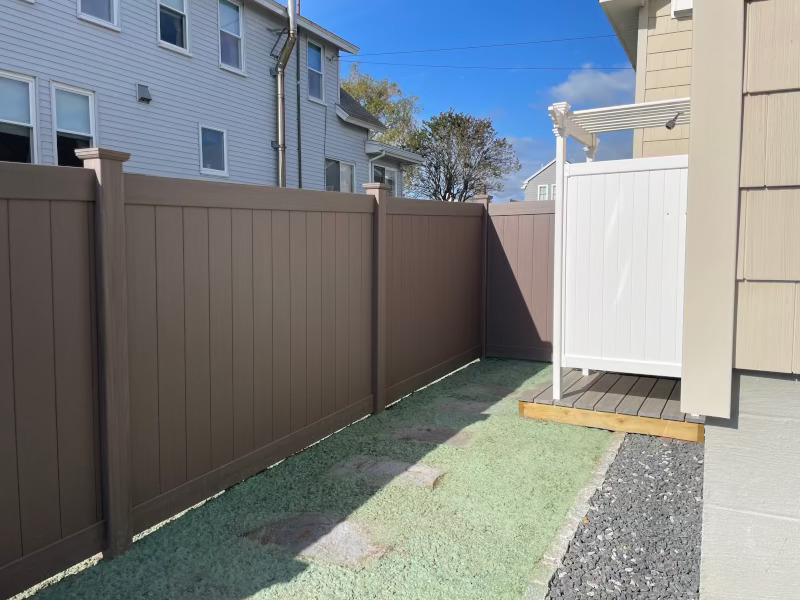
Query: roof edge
[[365, 141, 423, 165], [335, 105, 387, 133], [521, 159, 556, 188], [252, 0, 360, 54]]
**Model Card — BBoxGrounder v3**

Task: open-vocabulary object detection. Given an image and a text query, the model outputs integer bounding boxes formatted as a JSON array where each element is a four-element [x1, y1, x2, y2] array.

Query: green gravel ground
[[31, 359, 612, 600]]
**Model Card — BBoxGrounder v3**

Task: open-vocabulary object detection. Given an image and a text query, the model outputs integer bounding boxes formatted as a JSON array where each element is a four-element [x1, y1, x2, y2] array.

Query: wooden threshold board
[[519, 402, 705, 443]]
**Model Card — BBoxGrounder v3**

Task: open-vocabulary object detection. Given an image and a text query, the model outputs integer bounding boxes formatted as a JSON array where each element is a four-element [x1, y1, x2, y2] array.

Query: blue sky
[[299, 0, 637, 200]]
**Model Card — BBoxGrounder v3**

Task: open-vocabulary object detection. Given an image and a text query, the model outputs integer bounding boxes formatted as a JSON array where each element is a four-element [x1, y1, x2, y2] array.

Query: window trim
[[157, 0, 191, 56], [77, 0, 121, 31], [372, 164, 398, 197], [217, 0, 245, 75], [0, 69, 38, 164], [198, 124, 229, 177], [551, 184, 556, 200], [537, 184, 549, 201], [307, 39, 325, 103], [324, 158, 355, 193], [51, 82, 97, 165]]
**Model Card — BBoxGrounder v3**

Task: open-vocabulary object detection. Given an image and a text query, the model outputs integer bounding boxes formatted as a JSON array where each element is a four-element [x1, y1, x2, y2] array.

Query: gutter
[[275, 0, 297, 187], [368, 150, 386, 183]]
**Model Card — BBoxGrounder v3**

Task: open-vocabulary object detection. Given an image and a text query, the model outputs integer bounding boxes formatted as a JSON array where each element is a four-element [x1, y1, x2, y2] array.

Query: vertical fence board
[[600, 174, 621, 359], [348, 213, 362, 404], [209, 208, 234, 468], [232, 209, 254, 456], [361, 213, 372, 399], [155, 206, 187, 492], [306, 213, 322, 422], [644, 170, 665, 361], [126, 205, 160, 506], [8, 200, 61, 553], [0, 200, 22, 564], [183, 208, 212, 479], [271, 211, 291, 439], [334, 213, 349, 411], [51, 201, 98, 536], [289, 211, 308, 431], [253, 210, 274, 448], [320, 213, 337, 418]]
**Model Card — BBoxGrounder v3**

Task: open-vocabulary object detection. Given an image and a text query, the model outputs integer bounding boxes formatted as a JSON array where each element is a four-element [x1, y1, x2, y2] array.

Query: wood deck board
[[616, 377, 658, 415], [594, 375, 639, 413], [532, 370, 583, 405], [660, 381, 685, 421], [572, 373, 621, 410], [637, 378, 677, 419], [554, 371, 604, 408]]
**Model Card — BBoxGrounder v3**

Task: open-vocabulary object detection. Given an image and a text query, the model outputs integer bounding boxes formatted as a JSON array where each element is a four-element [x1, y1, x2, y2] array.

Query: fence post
[[76, 148, 133, 557], [364, 183, 389, 413], [472, 194, 492, 360]]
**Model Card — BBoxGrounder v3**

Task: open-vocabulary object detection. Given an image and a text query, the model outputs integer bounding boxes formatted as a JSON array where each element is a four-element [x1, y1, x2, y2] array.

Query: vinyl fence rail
[[0, 153, 498, 598]]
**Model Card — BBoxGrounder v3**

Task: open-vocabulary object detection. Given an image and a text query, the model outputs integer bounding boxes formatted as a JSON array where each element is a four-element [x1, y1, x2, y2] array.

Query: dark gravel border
[[545, 434, 704, 600]]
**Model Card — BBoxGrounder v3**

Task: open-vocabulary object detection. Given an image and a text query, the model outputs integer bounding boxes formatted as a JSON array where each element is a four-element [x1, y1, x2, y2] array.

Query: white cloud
[[549, 65, 635, 108]]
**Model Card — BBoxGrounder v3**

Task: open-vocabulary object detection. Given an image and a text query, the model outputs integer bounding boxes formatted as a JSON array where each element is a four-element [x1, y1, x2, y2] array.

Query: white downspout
[[368, 150, 386, 185], [276, 0, 297, 187]]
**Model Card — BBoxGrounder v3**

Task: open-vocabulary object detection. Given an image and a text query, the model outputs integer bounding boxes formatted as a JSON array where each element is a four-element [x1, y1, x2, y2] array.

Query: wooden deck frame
[[519, 369, 704, 443]]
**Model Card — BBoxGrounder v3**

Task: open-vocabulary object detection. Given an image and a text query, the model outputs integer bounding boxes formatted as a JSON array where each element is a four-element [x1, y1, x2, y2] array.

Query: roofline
[[599, 0, 642, 69], [335, 105, 387, 134], [365, 141, 423, 165], [252, 0, 360, 54], [521, 159, 556, 188]]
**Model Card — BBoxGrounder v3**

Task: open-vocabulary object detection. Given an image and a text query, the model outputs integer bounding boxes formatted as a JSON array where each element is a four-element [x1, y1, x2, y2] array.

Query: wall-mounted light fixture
[[137, 84, 152, 104], [665, 112, 681, 130]]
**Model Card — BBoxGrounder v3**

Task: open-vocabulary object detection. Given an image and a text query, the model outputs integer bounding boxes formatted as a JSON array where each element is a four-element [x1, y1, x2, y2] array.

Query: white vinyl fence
[[562, 155, 688, 378]]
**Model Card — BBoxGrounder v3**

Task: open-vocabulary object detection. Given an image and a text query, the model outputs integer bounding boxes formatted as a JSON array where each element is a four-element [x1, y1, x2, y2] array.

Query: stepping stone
[[391, 425, 473, 448], [439, 400, 494, 415], [246, 513, 389, 566], [334, 456, 445, 488]]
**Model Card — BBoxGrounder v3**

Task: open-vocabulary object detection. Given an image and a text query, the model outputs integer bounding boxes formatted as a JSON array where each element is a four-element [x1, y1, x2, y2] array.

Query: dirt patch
[[246, 513, 389, 566], [391, 425, 473, 448], [333, 456, 445, 489]]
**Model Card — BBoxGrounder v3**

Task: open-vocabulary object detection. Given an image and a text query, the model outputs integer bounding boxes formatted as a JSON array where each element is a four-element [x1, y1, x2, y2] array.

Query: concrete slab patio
[[22, 359, 615, 600]]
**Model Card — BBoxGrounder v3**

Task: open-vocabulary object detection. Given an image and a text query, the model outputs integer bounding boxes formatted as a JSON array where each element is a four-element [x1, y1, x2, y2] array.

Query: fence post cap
[[75, 148, 131, 162], [363, 183, 390, 191]]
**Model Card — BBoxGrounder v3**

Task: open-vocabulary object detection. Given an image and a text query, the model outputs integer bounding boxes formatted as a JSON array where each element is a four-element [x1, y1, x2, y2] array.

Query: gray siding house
[[0, 0, 420, 195], [521, 159, 559, 201]]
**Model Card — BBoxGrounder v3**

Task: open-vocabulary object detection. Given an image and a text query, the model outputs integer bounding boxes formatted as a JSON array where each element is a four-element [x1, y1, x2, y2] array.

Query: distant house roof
[[336, 89, 387, 133], [521, 158, 573, 189]]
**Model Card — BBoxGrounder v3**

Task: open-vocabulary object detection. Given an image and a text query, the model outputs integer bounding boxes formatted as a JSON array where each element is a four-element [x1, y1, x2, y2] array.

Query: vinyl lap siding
[[523, 162, 556, 201], [0, 0, 372, 188]]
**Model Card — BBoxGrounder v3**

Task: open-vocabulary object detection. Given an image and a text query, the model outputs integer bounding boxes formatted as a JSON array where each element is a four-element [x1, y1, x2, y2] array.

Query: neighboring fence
[[385, 199, 485, 402], [0, 164, 105, 596], [562, 156, 688, 378], [0, 156, 491, 598], [486, 201, 554, 361]]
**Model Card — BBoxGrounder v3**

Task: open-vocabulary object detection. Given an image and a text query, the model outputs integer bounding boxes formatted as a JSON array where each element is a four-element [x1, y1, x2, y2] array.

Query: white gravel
[[545, 434, 704, 600]]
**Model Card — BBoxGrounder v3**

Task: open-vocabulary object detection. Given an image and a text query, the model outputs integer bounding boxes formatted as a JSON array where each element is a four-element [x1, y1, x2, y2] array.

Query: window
[[218, 0, 243, 72], [0, 72, 36, 164], [537, 184, 549, 201], [325, 159, 354, 193], [79, 0, 119, 29], [307, 41, 323, 101], [373, 165, 397, 197], [53, 84, 95, 167], [199, 126, 227, 175], [551, 184, 556, 200], [159, 0, 188, 51]]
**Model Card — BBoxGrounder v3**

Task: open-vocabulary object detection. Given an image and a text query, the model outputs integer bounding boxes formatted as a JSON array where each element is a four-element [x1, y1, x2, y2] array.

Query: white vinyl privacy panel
[[563, 156, 688, 377]]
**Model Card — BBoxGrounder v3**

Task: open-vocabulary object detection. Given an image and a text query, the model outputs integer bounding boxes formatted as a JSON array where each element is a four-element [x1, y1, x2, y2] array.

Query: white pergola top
[[548, 97, 691, 151]]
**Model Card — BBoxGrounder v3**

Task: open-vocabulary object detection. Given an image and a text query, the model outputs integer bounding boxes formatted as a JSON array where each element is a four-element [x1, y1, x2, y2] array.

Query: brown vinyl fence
[[0, 156, 509, 598], [486, 201, 555, 361]]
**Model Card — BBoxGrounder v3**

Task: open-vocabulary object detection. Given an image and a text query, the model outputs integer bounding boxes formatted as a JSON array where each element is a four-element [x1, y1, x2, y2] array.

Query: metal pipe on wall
[[276, 0, 297, 187]]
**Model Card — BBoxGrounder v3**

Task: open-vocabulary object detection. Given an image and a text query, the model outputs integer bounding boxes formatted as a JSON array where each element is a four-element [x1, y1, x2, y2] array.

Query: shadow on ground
[[29, 359, 613, 600]]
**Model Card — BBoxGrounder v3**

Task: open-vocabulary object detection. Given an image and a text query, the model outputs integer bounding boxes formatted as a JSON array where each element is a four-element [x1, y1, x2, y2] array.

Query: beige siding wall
[[735, 0, 800, 375], [634, 0, 693, 158]]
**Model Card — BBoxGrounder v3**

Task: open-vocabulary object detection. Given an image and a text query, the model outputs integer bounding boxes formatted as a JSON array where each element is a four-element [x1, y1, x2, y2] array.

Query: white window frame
[[551, 184, 556, 200], [51, 82, 97, 165], [372, 164, 398, 197], [157, 0, 191, 56], [199, 125, 228, 176], [0, 69, 38, 164], [218, 0, 245, 75], [325, 158, 355, 193], [537, 184, 549, 201], [307, 40, 325, 104], [77, 0, 120, 31]]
